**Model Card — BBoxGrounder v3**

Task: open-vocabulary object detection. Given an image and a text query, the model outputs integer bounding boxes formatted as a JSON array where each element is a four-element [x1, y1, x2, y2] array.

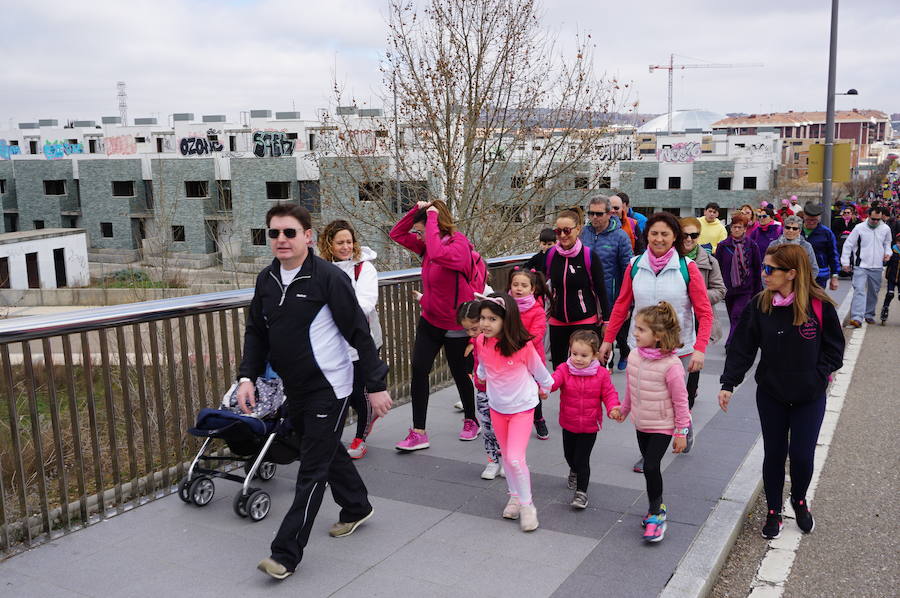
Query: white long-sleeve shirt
[[840, 221, 892, 269], [475, 335, 554, 414]]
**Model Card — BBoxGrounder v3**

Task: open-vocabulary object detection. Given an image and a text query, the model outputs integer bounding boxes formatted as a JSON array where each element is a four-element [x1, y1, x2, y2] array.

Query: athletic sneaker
[[864, 317, 876, 325], [567, 470, 577, 490], [459, 418, 480, 441], [257, 557, 293, 580], [502, 496, 520, 520], [481, 460, 502, 480], [453, 400, 464, 411], [683, 425, 695, 454], [845, 319, 862, 329], [617, 358, 628, 371], [643, 504, 667, 542], [347, 438, 367, 459], [535, 418, 550, 440], [633, 457, 644, 473], [791, 498, 815, 533], [761, 509, 783, 539], [396, 428, 430, 451], [519, 504, 539, 532], [571, 491, 588, 509], [329, 508, 374, 537]]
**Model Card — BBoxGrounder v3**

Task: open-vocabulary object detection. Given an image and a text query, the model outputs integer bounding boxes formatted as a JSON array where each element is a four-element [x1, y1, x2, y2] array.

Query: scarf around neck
[[566, 358, 601, 376], [647, 246, 675, 274], [514, 294, 536, 312], [686, 245, 700, 261], [556, 238, 583, 258], [772, 291, 795, 306], [637, 347, 672, 361], [730, 237, 750, 287]]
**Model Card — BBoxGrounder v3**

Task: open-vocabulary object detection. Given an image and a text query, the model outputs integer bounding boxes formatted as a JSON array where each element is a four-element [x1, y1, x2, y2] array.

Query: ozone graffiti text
[[180, 137, 224, 156]]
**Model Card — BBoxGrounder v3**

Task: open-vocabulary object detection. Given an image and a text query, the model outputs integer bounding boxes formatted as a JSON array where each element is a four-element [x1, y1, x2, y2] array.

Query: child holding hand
[[616, 301, 690, 543], [550, 329, 621, 509]]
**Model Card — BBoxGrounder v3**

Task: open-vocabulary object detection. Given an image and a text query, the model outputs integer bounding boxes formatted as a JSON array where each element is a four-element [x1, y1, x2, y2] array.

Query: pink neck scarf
[[567, 358, 601, 376], [638, 347, 671, 360], [514, 294, 536, 312], [647, 247, 676, 274], [556, 238, 583, 258], [772, 291, 795, 306]]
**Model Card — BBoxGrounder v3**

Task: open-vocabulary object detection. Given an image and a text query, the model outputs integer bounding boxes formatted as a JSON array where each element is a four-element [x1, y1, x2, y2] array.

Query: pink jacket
[[519, 299, 547, 364], [390, 207, 476, 330], [470, 338, 486, 392], [551, 362, 620, 433], [475, 335, 554, 415], [620, 348, 691, 436]]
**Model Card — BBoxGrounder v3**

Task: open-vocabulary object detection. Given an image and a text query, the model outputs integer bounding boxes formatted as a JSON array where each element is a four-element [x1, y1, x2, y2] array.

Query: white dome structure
[[637, 110, 725, 133]]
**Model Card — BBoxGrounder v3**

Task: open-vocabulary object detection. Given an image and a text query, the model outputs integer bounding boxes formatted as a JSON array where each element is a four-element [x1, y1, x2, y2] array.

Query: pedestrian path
[[0, 298, 836, 598]]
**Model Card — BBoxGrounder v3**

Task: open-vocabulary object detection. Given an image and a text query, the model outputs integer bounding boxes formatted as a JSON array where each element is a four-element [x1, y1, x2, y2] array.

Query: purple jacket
[[715, 237, 762, 297], [749, 223, 783, 263]]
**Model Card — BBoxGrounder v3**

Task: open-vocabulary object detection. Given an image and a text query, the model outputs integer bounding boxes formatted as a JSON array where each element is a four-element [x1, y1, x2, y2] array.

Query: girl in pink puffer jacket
[[550, 329, 621, 510], [616, 301, 691, 544]]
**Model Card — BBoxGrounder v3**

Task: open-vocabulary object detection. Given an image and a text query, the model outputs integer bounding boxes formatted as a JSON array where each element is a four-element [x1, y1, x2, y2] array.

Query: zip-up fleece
[[620, 350, 690, 435], [551, 363, 620, 433], [839, 221, 892, 269], [544, 247, 610, 324], [332, 245, 382, 354], [238, 255, 388, 407], [720, 295, 845, 404], [390, 207, 476, 330]]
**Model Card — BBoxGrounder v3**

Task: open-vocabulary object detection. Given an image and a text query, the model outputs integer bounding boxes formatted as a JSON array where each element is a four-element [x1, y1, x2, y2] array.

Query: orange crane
[[649, 54, 763, 133]]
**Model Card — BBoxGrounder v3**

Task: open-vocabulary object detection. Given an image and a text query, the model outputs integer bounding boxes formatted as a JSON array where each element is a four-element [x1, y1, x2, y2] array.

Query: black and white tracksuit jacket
[[238, 256, 388, 404]]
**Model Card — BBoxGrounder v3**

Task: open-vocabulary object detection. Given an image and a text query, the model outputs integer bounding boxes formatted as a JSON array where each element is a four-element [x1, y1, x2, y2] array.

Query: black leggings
[[756, 392, 826, 512], [348, 357, 378, 441], [410, 317, 475, 429], [636, 430, 671, 514], [615, 314, 632, 363], [562, 429, 597, 492]]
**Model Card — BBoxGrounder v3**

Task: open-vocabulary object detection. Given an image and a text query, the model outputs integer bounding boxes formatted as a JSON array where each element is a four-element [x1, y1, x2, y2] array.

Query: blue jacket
[[629, 208, 647, 234], [580, 217, 634, 302], [803, 225, 840, 280]]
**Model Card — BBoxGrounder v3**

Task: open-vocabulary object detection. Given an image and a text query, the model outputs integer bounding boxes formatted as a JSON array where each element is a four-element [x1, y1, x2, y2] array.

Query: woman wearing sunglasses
[[390, 200, 482, 450], [715, 213, 762, 345], [766, 215, 818, 275], [719, 244, 844, 540], [748, 206, 783, 264]]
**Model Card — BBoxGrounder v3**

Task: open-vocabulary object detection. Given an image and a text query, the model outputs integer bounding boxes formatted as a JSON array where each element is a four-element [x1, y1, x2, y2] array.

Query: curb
[[659, 285, 854, 598]]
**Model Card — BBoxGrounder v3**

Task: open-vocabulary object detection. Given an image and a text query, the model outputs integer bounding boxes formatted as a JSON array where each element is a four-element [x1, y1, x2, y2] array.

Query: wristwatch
[[238, 377, 253, 385], [675, 427, 690, 436]]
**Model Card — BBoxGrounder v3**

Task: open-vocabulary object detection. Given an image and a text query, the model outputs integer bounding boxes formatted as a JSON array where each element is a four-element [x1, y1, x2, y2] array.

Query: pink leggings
[[490, 408, 535, 506]]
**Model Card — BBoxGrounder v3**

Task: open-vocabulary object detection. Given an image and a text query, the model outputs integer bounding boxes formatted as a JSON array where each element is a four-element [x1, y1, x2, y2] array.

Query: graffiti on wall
[[180, 136, 224, 156], [0, 139, 22, 160], [595, 141, 635, 161], [252, 131, 294, 157], [105, 135, 137, 155], [657, 141, 701, 163], [43, 140, 84, 160]]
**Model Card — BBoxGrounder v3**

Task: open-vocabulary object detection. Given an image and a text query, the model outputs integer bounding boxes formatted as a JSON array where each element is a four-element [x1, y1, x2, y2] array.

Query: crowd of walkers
[[235, 183, 900, 580]]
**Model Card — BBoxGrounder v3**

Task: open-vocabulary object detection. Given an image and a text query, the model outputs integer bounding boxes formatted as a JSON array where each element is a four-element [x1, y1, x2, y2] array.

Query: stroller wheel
[[247, 490, 271, 522], [189, 476, 215, 506], [233, 492, 249, 518], [244, 461, 277, 482], [178, 477, 192, 503]]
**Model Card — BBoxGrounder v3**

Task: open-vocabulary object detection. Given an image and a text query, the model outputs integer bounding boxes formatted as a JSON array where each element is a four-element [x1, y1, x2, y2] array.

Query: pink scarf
[[566, 358, 601, 376], [647, 247, 675, 274], [637, 347, 672, 360], [772, 291, 795, 306], [556, 238, 583, 258], [514, 294, 536, 312]]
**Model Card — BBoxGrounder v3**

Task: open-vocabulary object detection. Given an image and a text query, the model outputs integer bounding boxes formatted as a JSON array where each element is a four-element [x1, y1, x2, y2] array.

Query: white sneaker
[[453, 400, 464, 411], [481, 461, 502, 480], [519, 504, 539, 532]]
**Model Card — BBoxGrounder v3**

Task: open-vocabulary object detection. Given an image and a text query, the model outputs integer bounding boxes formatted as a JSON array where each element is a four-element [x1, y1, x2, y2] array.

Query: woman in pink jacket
[[390, 200, 481, 450], [550, 330, 621, 510]]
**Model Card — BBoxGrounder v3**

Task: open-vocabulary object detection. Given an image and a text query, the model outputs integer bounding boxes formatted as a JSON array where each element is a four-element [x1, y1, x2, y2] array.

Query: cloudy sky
[[2, 0, 897, 127]]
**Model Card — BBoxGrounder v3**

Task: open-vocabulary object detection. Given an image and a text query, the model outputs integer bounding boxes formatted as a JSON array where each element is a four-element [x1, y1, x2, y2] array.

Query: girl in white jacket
[[319, 220, 383, 459]]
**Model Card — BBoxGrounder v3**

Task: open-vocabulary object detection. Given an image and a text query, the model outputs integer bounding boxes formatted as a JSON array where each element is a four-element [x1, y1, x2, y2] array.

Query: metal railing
[[0, 253, 525, 555]]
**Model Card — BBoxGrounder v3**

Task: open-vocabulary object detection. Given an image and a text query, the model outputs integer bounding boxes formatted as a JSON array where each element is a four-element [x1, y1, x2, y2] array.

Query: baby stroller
[[178, 369, 299, 522]]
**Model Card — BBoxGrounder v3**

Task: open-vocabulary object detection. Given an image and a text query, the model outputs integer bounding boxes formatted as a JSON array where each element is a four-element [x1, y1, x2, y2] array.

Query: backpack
[[629, 253, 691, 284], [454, 248, 487, 306], [545, 245, 596, 290]]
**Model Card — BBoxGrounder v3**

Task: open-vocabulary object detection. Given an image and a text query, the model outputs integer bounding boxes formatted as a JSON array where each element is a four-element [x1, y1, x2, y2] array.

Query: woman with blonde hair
[[719, 244, 844, 540]]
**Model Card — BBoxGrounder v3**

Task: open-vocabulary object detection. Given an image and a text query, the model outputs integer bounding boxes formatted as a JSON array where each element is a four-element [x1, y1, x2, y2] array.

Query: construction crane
[[649, 54, 763, 133]]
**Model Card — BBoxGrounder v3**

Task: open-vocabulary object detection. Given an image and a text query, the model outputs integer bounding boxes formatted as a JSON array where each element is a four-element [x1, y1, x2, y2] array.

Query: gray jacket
[[692, 249, 726, 343], [768, 235, 819, 274]]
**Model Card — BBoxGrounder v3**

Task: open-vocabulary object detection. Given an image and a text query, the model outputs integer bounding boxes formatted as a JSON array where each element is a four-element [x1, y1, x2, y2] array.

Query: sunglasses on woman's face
[[554, 227, 574, 236], [268, 228, 298, 239], [587, 211, 608, 217], [762, 264, 791, 275], [784, 226, 800, 231], [758, 213, 770, 219], [685, 232, 701, 239]]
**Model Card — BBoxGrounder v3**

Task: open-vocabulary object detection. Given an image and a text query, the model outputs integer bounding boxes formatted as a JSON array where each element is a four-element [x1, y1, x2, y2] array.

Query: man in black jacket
[[237, 203, 392, 580]]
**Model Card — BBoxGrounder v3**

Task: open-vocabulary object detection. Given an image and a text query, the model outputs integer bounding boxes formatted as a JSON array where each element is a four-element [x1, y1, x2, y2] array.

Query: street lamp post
[[821, 0, 839, 218]]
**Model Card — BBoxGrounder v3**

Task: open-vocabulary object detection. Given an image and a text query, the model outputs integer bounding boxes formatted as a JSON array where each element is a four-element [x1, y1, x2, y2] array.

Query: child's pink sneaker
[[458, 418, 481, 441]]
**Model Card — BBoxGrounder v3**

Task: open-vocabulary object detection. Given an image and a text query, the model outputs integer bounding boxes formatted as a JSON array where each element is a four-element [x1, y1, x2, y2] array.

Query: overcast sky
[[2, 0, 897, 127]]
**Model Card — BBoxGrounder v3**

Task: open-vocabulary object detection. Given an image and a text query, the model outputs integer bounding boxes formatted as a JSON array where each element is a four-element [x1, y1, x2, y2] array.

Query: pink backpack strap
[[812, 297, 823, 325]]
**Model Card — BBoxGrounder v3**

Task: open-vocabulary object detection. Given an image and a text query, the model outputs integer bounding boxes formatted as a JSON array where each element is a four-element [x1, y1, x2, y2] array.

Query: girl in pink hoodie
[[615, 301, 691, 544], [506, 267, 552, 439], [550, 330, 621, 510], [475, 293, 554, 532]]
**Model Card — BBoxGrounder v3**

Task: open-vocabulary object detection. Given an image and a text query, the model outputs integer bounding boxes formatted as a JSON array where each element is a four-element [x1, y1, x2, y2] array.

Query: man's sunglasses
[[268, 228, 299, 239], [685, 232, 701, 239], [554, 227, 575, 236], [587, 211, 608, 217], [762, 264, 791, 275], [784, 226, 800, 231], [757, 213, 770, 219]]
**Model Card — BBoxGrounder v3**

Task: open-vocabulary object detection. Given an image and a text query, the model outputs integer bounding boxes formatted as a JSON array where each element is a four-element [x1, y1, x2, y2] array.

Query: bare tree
[[318, 0, 634, 262]]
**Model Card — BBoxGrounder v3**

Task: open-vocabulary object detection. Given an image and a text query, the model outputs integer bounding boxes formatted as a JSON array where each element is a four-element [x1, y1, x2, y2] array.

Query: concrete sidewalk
[[0, 292, 847, 598]]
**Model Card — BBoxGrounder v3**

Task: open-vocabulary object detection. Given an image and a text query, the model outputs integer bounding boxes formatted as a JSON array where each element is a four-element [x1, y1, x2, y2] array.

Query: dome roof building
[[637, 110, 725, 133]]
